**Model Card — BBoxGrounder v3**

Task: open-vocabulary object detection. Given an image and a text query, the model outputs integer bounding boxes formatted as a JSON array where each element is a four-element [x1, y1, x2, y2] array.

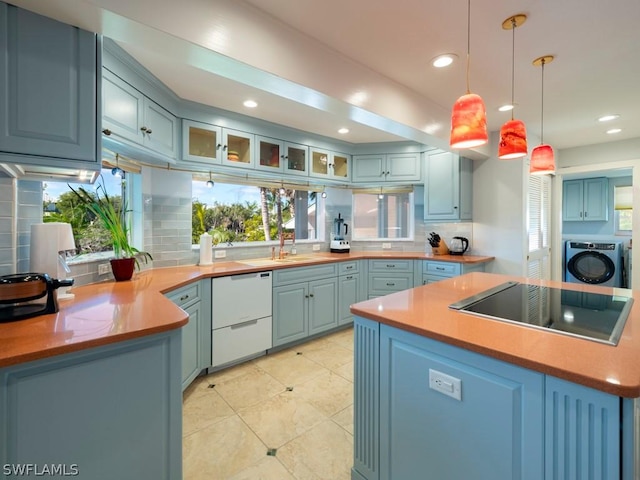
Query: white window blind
[[614, 185, 633, 210], [528, 175, 551, 252]]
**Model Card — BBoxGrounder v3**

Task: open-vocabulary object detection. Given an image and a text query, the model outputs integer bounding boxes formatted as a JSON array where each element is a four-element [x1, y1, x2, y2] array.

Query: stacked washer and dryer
[[564, 240, 625, 287]]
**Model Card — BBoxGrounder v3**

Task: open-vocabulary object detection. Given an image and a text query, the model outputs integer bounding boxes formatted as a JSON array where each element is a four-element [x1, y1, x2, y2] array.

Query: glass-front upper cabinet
[[283, 142, 309, 177], [182, 119, 222, 165], [255, 136, 284, 172], [221, 128, 254, 169], [310, 147, 350, 181]]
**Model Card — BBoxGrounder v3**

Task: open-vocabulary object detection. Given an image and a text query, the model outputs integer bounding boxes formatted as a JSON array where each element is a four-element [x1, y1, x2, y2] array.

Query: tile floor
[[182, 327, 355, 480]]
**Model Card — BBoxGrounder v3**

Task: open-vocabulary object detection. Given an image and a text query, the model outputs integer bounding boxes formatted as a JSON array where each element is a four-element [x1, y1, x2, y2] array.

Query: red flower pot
[[110, 258, 136, 282]]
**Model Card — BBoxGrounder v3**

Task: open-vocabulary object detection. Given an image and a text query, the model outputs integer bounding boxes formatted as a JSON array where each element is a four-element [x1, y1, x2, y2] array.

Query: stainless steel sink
[[236, 255, 327, 267]]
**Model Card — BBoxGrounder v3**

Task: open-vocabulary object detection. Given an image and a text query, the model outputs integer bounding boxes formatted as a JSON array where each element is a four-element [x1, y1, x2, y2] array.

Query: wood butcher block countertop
[[0, 251, 492, 368], [351, 271, 640, 397]]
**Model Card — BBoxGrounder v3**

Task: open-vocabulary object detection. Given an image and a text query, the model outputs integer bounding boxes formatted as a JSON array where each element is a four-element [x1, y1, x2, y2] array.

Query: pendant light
[[449, 0, 488, 149], [530, 55, 555, 175], [206, 171, 214, 188], [111, 153, 124, 177], [498, 14, 528, 160]]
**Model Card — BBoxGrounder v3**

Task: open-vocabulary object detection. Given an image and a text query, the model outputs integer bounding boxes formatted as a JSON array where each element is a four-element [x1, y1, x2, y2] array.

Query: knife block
[[432, 239, 449, 255]]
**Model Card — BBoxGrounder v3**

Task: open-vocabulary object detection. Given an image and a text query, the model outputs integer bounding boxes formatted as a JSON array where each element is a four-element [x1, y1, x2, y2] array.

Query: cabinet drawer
[[369, 259, 413, 273], [339, 261, 359, 275], [212, 316, 272, 367], [422, 274, 450, 285], [424, 261, 461, 277], [166, 282, 200, 308], [273, 263, 337, 285], [369, 274, 413, 294]]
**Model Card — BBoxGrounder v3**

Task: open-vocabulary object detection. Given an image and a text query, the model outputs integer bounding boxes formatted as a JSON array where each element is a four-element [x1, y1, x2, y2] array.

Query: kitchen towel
[[199, 232, 213, 266]]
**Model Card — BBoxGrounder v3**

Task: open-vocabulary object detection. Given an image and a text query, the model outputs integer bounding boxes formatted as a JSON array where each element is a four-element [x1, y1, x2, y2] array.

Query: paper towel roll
[[199, 232, 213, 266]]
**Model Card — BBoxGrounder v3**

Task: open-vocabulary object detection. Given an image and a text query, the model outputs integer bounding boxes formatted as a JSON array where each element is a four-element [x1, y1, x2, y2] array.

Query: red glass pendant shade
[[498, 119, 528, 159], [450, 93, 488, 149], [530, 144, 555, 174]]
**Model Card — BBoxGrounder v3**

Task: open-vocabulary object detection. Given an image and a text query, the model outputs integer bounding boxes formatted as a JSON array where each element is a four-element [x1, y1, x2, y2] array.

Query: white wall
[[558, 138, 640, 168]]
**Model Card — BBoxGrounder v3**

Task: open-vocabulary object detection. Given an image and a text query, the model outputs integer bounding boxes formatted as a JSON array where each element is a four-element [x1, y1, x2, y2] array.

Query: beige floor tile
[[333, 361, 354, 383], [227, 456, 296, 480], [183, 415, 267, 480], [326, 327, 354, 350], [253, 350, 329, 386], [182, 389, 235, 436], [213, 368, 285, 410], [301, 342, 353, 371], [206, 360, 265, 385], [331, 405, 354, 435], [277, 419, 354, 480], [292, 371, 353, 417], [238, 391, 327, 448]]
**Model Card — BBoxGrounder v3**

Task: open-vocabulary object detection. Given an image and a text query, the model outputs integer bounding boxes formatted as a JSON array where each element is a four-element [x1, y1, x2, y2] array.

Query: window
[[614, 185, 633, 234], [43, 169, 124, 256], [352, 191, 413, 240], [191, 180, 322, 245]]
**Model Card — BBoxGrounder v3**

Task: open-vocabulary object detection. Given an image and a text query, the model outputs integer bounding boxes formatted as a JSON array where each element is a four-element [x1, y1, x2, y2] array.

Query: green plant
[[68, 182, 152, 268]]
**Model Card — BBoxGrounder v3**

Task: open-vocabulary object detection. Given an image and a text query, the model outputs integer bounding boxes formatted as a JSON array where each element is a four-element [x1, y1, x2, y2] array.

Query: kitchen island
[[350, 272, 640, 480], [0, 251, 492, 480]]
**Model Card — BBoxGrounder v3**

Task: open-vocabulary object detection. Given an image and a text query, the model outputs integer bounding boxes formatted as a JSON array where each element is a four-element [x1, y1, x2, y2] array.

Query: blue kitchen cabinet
[[420, 260, 486, 285], [353, 317, 544, 480], [0, 330, 183, 480], [367, 259, 414, 299], [102, 68, 178, 162], [562, 177, 608, 221], [272, 264, 338, 347], [166, 279, 212, 391], [338, 261, 362, 325], [0, 2, 99, 168], [352, 153, 420, 183], [424, 151, 473, 221]]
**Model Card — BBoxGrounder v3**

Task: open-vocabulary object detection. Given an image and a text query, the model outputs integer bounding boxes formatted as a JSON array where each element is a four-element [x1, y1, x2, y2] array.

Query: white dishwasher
[[211, 271, 272, 368]]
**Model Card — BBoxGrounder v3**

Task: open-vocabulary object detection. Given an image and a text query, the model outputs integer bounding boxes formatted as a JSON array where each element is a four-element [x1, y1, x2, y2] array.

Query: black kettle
[[449, 236, 469, 255]]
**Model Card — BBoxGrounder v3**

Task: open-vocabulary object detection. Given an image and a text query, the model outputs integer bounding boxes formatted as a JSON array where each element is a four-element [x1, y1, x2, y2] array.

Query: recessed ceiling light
[[431, 54, 457, 68], [243, 100, 258, 108], [338, 128, 349, 134], [606, 128, 622, 134], [498, 104, 514, 112], [598, 114, 620, 122]]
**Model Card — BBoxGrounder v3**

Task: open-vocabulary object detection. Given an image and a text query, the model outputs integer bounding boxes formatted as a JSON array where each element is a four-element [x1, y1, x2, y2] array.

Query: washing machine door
[[567, 251, 615, 284]]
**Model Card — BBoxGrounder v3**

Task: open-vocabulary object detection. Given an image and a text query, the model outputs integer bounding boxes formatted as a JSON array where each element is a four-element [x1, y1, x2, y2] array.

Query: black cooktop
[[449, 282, 634, 345]]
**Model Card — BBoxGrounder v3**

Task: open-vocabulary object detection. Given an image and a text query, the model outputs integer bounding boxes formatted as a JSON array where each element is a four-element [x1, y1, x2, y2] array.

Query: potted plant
[[69, 182, 152, 281]]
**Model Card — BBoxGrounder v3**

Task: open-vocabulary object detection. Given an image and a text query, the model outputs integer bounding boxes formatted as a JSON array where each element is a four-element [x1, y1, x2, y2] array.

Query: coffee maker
[[330, 213, 350, 253]]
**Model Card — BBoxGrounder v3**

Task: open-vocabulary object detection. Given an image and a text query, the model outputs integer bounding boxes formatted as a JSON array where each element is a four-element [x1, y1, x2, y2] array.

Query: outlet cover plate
[[428, 369, 462, 401], [312, 244, 321, 251], [214, 250, 226, 259], [382, 242, 392, 249], [98, 263, 111, 275]]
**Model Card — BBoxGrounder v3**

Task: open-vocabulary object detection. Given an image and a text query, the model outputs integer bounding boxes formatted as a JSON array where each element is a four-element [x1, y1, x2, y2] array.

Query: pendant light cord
[[540, 58, 546, 143], [510, 17, 516, 120], [466, 0, 471, 93]]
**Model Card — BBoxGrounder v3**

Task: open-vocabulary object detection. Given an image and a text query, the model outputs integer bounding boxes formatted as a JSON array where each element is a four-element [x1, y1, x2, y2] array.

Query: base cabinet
[[272, 264, 339, 347], [166, 279, 211, 391], [353, 317, 629, 480], [0, 331, 183, 480]]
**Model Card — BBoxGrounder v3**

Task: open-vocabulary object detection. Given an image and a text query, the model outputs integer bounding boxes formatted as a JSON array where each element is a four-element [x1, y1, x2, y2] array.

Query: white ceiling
[[8, 0, 640, 155]]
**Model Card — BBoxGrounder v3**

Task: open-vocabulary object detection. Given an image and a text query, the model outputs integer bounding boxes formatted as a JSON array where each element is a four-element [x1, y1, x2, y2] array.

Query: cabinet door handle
[[309, 293, 314, 297], [386, 264, 395, 268], [386, 282, 396, 286], [346, 265, 353, 270], [102, 128, 112, 136], [580, 211, 583, 218], [146, 128, 152, 134], [140, 126, 148, 132], [305, 294, 309, 298], [180, 294, 190, 301], [346, 275, 353, 280], [584, 211, 588, 218], [436, 267, 445, 271], [223, 145, 228, 151], [454, 206, 458, 209], [216, 143, 222, 149]]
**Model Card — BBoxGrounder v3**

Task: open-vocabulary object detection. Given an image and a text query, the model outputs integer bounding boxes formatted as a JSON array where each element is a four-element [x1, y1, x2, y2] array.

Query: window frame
[[350, 191, 415, 241]]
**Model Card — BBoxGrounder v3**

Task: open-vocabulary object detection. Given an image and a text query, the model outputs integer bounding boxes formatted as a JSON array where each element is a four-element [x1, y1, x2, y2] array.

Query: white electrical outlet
[[98, 263, 110, 275], [214, 250, 226, 259], [429, 369, 462, 401], [382, 242, 392, 249], [312, 244, 321, 251]]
